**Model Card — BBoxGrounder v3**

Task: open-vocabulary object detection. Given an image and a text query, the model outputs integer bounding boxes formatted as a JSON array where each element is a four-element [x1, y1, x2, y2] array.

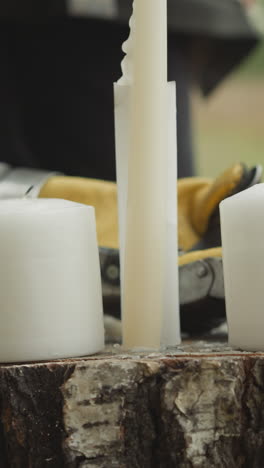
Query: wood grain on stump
[[0, 342, 264, 467]]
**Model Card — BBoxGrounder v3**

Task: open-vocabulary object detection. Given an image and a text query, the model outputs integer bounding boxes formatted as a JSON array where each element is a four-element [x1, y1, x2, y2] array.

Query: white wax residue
[[0, 198, 104, 362], [220, 184, 264, 351]]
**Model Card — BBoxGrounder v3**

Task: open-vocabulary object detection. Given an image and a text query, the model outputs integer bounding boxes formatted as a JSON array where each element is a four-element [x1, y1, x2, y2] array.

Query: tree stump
[[1, 341, 264, 467]]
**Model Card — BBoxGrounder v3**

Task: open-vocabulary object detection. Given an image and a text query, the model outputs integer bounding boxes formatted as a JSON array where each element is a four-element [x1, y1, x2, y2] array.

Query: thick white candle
[[115, 0, 180, 348], [220, 184, 264, 351], [0, 199, 104, 362]]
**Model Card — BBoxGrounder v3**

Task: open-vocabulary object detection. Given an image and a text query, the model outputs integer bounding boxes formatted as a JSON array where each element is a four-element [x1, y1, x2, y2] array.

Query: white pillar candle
[[0, 199, 104, 362], [114, 0, 180, 348], [220, 184, 264, 351]]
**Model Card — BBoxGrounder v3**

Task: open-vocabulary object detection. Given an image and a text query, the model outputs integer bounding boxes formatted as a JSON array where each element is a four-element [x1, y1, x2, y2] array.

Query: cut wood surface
[[0, 341, 264, 467]]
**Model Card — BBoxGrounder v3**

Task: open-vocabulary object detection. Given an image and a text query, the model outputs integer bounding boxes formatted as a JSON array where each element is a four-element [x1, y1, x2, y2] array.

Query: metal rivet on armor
[[197, 264, 208, 278], [106, 264, 119, 281]]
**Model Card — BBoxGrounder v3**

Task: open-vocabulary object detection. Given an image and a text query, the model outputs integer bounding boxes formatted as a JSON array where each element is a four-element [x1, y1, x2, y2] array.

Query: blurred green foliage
[[239, 41, 264, 77], [237, 0, 264, 78]]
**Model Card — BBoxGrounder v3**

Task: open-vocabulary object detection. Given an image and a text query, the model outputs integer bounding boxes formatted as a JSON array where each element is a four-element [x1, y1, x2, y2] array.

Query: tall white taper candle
[[114, 0, 180, 348], [123, 0, 168, 348]]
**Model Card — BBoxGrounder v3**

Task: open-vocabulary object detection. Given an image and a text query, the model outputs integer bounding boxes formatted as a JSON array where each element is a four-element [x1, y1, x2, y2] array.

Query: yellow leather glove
[[40, 176, 119, 249], [178, 164, 245, 251], [177, 164, 246, 266], [39, 163, 258, 256]]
